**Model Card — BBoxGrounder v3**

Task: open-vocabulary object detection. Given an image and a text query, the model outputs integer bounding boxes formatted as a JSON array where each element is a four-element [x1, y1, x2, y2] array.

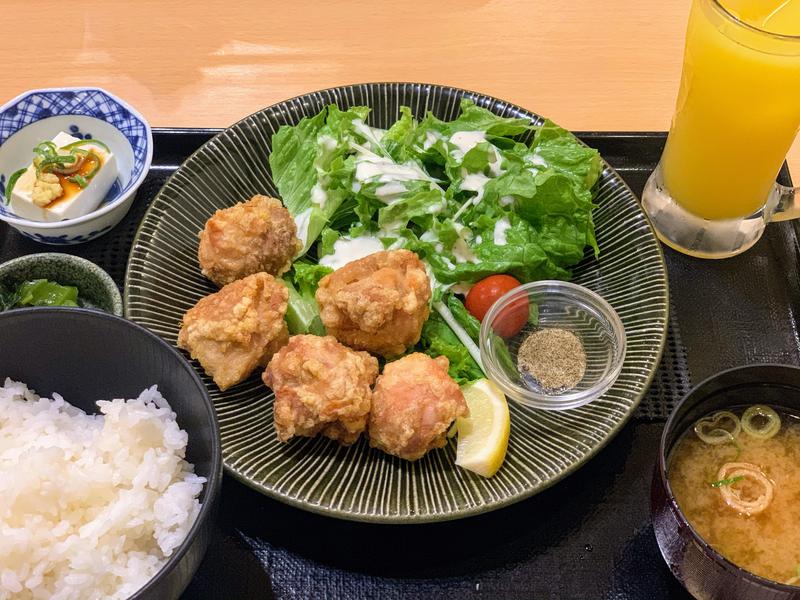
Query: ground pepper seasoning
[[517, 327, 586, 391]]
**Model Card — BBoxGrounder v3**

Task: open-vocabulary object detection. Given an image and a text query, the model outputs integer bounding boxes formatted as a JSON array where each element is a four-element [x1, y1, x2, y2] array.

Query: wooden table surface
[[3, 0, 799, 175]]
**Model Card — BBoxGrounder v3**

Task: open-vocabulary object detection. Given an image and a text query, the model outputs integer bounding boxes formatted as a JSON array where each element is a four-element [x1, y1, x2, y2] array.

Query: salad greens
[[282, 262, 331, 336], [269, 99, 601, 383], [418, 312, 483, 385]]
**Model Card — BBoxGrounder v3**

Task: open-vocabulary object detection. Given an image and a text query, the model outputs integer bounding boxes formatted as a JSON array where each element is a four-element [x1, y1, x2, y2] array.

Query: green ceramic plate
[[124, 83, 668, 523]]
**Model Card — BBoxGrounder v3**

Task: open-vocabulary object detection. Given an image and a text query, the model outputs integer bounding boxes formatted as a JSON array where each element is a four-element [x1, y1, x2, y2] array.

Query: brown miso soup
[[668, 404, 800, 586]]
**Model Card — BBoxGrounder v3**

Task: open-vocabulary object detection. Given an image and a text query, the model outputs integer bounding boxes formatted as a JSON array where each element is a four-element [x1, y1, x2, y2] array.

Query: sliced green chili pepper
[[59, 139, 111, 154], [67, 174, 89, 188], [4, 167, 27, 205], [82, 151, 101, 179], [35, 155, 78, 176], [32, 141, 57, 156]]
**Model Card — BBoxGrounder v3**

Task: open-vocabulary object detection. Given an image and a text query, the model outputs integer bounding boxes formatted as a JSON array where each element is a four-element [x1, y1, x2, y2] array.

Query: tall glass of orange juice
[[642, 0, 800, 258]]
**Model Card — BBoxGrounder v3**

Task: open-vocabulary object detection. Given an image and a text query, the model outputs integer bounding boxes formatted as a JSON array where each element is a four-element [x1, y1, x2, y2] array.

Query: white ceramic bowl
[[0, 88, 152, 244]]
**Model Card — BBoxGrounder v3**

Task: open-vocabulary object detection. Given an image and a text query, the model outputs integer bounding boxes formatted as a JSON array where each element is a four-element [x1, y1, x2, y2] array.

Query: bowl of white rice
[[0, 307, 222, 600]]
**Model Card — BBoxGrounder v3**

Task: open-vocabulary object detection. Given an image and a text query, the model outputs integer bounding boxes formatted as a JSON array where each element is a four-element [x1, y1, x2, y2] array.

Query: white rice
[[0, 379, 206, 600]]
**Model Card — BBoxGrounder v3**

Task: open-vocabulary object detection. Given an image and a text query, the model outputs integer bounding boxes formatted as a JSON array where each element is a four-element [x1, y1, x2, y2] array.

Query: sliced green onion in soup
[[694, 411, 742, 445], [709, 475, 744, 488], [741, 405, 781, 440]]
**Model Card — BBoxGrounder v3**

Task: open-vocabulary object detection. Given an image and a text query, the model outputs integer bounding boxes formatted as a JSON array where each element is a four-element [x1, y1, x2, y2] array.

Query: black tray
[[1, 130, 797, 600]]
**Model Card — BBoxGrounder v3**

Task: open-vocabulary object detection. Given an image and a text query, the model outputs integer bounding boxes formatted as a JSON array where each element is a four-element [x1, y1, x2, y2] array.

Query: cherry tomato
[[465, 274, 528, 338]]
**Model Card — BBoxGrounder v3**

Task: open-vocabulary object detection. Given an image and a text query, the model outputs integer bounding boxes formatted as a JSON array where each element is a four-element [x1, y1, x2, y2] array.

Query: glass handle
[[770, 184, 800, 222]]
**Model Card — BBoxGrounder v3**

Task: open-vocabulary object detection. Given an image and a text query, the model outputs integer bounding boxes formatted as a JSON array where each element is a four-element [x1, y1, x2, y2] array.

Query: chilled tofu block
[[10, 132, 118, 222]]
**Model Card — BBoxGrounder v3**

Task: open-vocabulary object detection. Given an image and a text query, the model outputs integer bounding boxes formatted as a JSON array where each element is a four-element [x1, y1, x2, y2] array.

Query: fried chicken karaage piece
[[198, 195, 301, 286], [368, 353, 467, 461], [178, 272, 289, 391], [263, 335, 379, 445], [315, 249, 431, 358]]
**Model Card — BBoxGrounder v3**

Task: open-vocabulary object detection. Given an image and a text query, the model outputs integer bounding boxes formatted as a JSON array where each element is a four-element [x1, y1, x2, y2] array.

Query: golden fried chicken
[[263, 335, 379, 445], [315, 249, 431, 358], [198, 195, 301, 287], [178, 272, 289, 391], [368, 353, 467, 461]]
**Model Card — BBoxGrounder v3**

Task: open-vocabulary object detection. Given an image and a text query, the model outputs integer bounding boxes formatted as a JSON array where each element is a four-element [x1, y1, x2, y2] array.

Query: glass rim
[[711, 0, 800, 42]]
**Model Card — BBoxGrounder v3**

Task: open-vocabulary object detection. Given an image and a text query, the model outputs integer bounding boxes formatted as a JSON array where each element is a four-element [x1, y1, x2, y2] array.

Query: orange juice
[[661, 0, 800, 220], [724, 0, 800, 34]]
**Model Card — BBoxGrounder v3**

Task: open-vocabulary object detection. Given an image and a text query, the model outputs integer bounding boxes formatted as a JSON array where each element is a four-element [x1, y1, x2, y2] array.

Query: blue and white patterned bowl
[[0, 88, 152, 244]]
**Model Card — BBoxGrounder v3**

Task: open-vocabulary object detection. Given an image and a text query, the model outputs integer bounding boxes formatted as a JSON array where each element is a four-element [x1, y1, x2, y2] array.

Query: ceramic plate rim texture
[[124, 82, 669, 523]]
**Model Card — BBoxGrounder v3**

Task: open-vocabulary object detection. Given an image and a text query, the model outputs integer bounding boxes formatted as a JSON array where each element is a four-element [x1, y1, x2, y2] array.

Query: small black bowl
[[652, 364, 800, 600], [0, 308, 222, 600]]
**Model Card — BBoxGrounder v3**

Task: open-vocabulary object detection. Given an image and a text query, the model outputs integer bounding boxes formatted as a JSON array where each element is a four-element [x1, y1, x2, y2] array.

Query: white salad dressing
[[487, 148, 503, 177], [420, 231, 444, 253], [449, 130, 487, 160], [318, 134, 337, 152], [451, 282, 473, 295], [453, 172, 491, 222], [452, 238, 478, 264], [452, 224, 479, 264], [462, 173, 490, 198], [427, 199, 447, 215], [424, 263, 439, 293], [530, 153, 547, 167], [449, 130, 503, 176], [379, 220, 403, 237], [355, 155, 434, 184], [423, 130, 444, 150], [375, 182, 407, 201], [314, 136, 338, 183], [352, 119, 387, 148], [493, 217, 511, 246], [319, 236, 384, 270], [420, 230, 438, 243], [310, 183, 328, 209], [499, 195, 515, 207], [294, 208, 313, 253]]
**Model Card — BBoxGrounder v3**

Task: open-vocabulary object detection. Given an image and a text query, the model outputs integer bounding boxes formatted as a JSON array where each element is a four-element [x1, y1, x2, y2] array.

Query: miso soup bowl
[[652, 364, 800, 600]]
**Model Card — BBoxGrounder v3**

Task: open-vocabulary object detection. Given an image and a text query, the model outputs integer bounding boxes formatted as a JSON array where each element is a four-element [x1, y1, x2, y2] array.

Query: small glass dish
[[479, 280, 626, 410]]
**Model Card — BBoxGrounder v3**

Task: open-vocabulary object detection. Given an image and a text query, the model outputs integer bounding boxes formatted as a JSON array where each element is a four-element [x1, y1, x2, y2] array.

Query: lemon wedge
[[455, 378, 510, 477]]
